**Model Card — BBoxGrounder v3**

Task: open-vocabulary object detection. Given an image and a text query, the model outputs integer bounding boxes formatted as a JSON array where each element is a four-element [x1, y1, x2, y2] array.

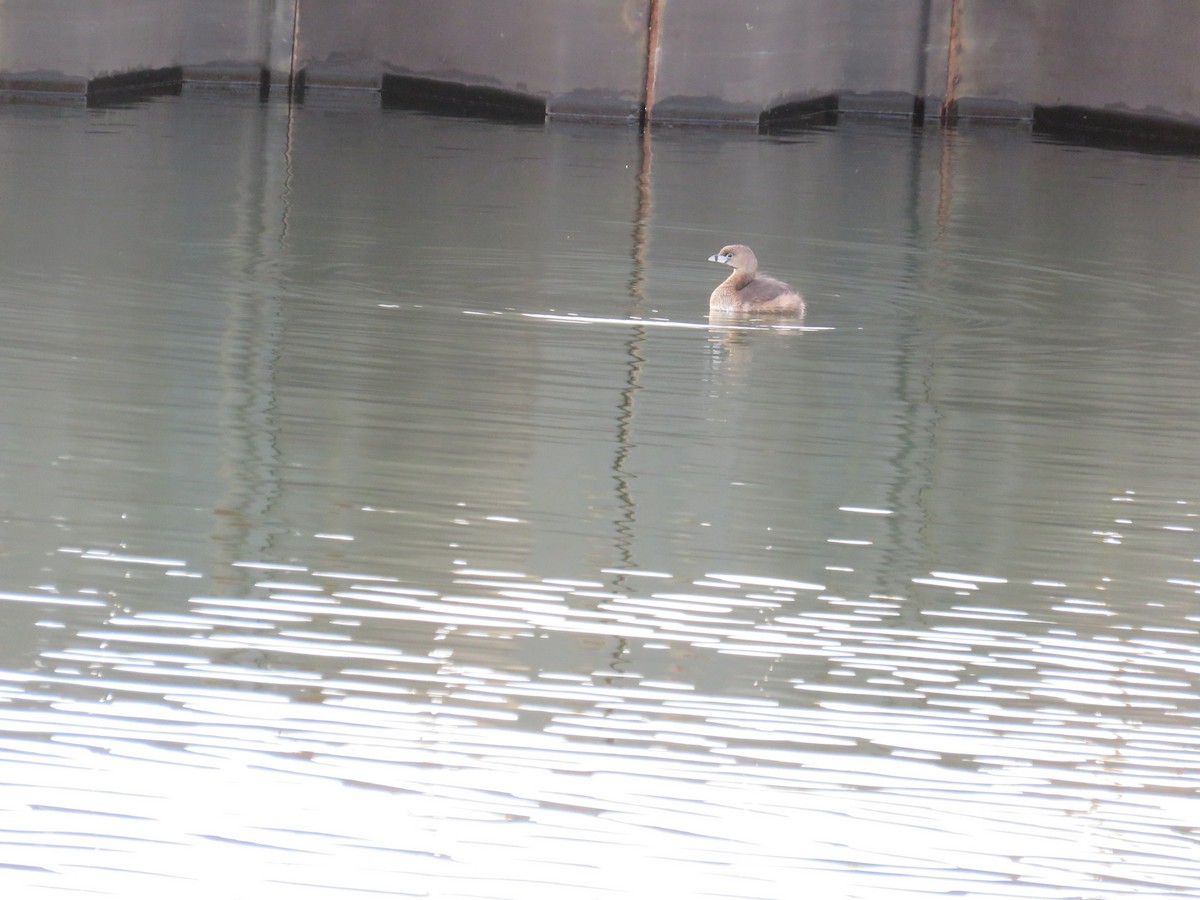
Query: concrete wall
[[1, 0, 1199, 137], [0, 0, 269, 95], [295, 0, 650, 120], [650, 0, 951, 123], [954, 1, 1200, 126]]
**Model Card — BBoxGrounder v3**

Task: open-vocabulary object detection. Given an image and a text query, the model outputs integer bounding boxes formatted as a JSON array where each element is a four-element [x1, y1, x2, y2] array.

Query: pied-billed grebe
[[707, 244, 804, 314]]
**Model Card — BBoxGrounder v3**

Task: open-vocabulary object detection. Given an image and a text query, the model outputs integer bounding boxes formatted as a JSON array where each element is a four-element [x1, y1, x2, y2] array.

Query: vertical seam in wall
[[913, 0, 933, 121]]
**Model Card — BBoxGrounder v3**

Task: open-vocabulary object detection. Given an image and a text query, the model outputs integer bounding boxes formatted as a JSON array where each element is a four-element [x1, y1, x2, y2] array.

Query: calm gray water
[[1, 90, 1199, 898]]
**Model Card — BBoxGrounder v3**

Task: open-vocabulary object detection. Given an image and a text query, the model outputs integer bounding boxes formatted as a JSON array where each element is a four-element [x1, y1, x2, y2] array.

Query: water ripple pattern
[[1, 513, 1198, 898]]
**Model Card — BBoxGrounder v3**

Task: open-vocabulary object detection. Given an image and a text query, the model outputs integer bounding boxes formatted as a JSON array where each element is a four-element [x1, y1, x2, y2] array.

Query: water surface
[[1, 91, 1199, 897]]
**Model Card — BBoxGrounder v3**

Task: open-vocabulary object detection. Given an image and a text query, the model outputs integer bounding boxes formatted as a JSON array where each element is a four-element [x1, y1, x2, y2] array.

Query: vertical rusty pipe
[[941, 0, 963, 125], [288, 1, 302, 99], [642, 0, 664, 129]]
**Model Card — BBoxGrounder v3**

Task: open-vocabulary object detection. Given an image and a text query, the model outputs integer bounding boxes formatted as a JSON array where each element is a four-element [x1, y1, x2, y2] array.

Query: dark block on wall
[[381, 73, 546, 123], [1034, 104, 1200, 152]]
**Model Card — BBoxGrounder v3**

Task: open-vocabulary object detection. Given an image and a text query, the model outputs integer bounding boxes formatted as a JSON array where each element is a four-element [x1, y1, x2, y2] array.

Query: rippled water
[[1, 91, 1199, 898]]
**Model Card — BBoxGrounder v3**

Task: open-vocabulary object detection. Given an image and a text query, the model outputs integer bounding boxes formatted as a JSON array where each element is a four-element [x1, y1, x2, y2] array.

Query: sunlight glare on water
[[0, 92, 1199, 897]]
